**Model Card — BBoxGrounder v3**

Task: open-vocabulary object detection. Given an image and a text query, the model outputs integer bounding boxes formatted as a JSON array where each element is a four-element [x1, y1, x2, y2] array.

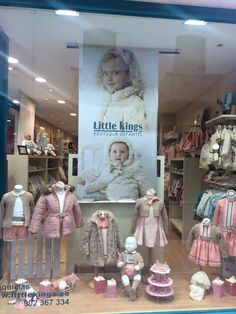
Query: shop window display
[[2, 4, 236, 314]]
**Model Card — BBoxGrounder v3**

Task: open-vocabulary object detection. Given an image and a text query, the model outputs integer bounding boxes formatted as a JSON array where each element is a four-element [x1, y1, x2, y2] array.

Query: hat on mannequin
[[146, 188, 156, 196]]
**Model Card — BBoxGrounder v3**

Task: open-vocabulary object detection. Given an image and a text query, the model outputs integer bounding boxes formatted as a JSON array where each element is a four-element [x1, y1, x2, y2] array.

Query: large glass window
[[1, 5, 236, 314]]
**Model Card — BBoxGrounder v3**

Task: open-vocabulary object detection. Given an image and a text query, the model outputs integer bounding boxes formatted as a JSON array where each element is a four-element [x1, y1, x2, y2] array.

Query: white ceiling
[[1, 6, 236, 135], [131, 0, 236, 9]]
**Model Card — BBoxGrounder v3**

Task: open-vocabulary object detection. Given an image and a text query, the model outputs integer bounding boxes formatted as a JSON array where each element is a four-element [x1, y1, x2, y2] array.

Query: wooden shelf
[[168, 158, 205, 245], [171, 171, 183, 176], [204, 179, 236, 188], [7, 155, 63, 194], [170, 218, 183, 234], [205, 114, 236, 125], [29, 169, 45, 173]]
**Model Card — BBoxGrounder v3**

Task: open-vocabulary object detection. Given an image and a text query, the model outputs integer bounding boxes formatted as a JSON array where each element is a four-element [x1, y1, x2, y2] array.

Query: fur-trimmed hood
[[40, 184, 75, 195], [90, 210, 116, 225], [105, 138, 136, 169]]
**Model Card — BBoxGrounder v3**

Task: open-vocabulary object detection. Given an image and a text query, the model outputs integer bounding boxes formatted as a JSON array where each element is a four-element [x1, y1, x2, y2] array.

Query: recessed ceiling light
[[57, 100, 66, 104], [70, 113, 77, 116], [8, 56, 19, 64], [7, 119, 12, 123], [55, 10, 79, 16], [35, 77, 47, 83], [8, 67, 13, 71], [12, 99, 20, 104], [184, 19, 207, 26], [57, 129, 61, 132], [45, 98, 49, 100], [49, 89, 53, 92]]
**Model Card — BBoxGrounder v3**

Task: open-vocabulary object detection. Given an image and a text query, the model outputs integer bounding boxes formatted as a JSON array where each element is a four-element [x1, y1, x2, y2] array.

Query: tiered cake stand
[[146, 263, 174, 301]]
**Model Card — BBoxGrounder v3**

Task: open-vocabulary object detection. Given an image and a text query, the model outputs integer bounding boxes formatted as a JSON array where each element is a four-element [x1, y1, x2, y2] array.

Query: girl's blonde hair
[[97, 48, 145, 98]]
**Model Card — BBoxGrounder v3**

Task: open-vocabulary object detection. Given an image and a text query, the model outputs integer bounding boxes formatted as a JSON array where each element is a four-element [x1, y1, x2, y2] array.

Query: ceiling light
[[55, 10, 79, 16], [7, 119, 12, 123], [49, 89, 53, 92], [70, 113, 77, 116], [57, 100, 65, 104], [45, 98, 48, 100], [8, 56, 19, 64], [12, 99, 20, 104], [8, 67, 13, 71], [184, 19, 207, 26], [35, 77, 47, 83]]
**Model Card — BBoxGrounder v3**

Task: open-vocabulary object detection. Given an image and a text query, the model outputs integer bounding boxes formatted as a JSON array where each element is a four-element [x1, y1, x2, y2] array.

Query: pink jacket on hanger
[[29, 185, 83, 238]]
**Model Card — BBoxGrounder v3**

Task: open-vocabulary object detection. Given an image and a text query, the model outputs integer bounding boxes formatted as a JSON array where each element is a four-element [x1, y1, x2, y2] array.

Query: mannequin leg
[[89, 267, 99, 288], [121, 274, 132, 298], [130, 274, 141, 301], [49, 238, 54, 281]]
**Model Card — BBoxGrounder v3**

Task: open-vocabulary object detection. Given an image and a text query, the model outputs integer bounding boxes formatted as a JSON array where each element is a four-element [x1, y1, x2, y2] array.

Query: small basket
[[225, 281, 236, 296], [212, 282, 225, 297], [94, 278, 106, 294]]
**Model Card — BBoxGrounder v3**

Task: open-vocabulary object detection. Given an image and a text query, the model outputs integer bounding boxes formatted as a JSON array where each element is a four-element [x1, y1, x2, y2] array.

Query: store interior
[[1, 4, 236, 314]]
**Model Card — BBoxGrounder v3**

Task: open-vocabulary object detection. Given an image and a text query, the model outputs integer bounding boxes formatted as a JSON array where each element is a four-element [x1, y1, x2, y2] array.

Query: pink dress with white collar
[[188, 222, 222, 267]]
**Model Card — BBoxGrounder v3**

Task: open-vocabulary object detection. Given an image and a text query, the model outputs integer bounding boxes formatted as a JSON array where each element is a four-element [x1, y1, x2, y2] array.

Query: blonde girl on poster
[[96, 48, 148, 130]]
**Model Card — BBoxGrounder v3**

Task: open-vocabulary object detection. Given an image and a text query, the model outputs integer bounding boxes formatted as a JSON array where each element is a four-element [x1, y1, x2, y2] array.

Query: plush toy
[[44, 137, 56, 156], [36, 126, 48, 151], [22, 135, 41, 155], [117, 236, 144, 301]]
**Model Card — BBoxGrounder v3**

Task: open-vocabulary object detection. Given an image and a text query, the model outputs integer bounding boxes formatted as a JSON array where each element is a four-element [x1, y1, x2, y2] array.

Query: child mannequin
[[78, 139, 151, 201], [97, 48, 148, 128], [82, 210, 123, 267], [22, 135, 41, 155], [187, 218, 227, 267], [131, 188, 168, 248], [29, 181, 83, 238], [0, 185, 34, 241], [212, 189, 236, 256], [117, 236, 144, 301]]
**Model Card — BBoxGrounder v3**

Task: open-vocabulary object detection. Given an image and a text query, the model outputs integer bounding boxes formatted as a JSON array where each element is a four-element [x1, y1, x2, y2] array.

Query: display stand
[[146, 262, 174, 301]]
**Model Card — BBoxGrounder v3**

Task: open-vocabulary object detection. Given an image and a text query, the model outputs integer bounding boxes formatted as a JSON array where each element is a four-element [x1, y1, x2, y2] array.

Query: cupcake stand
[[146, 262, 174, 301]]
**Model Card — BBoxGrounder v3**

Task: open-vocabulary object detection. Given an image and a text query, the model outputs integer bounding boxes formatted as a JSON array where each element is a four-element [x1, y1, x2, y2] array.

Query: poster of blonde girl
[[78, 46, 158, 198]]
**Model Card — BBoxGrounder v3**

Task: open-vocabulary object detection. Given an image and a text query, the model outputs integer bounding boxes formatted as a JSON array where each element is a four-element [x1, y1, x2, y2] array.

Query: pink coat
[[29, 186, 83, 238]]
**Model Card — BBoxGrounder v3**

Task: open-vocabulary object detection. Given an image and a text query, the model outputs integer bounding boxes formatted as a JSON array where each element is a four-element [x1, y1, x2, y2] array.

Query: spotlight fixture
[[12, 99, 20, 104], [35, 77, 47, 83], [55, 10, 79, 16], [8, 56, 19, 64], [184, 19, 207, 26]]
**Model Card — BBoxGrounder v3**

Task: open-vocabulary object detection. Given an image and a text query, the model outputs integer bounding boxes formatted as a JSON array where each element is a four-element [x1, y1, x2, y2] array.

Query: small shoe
[[129, 288, 136, 301]]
